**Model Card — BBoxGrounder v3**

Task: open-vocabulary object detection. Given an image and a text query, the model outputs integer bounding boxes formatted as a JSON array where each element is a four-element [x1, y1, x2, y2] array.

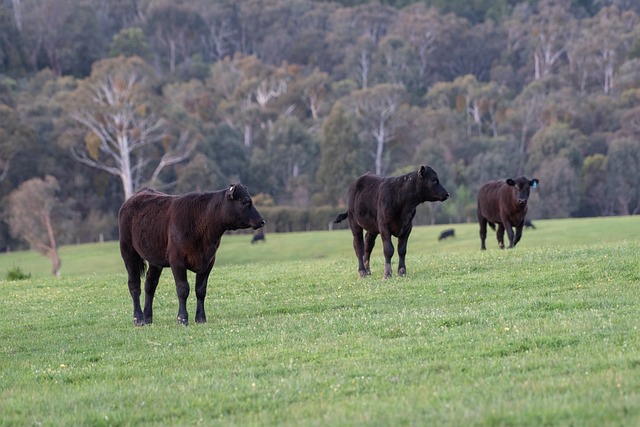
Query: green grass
[[0, 216, 637, 278], [1, 216, 639, 426]]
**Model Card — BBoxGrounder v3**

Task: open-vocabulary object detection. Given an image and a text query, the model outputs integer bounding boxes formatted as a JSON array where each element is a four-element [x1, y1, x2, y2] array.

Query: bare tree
[[7, 176, 62, 277], [70, 72, 195, 200], [348, 83, 407, 175]]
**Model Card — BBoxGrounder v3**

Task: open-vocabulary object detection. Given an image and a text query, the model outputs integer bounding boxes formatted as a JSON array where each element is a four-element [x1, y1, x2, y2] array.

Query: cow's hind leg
[[171, 266, 190, 325], [478, 216, 488, 250], [123, 250, 145, 326], [381, 231, 395, 279], [363, 231, 377, 275], [397, 228, 412, 276], [194, 263, 214, 324], [142, 265, 163, 325], [350, 224, 367, 278]]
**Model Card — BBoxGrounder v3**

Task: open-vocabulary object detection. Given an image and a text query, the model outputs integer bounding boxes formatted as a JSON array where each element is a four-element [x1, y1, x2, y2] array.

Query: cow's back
[[477, 180, 505, 222]]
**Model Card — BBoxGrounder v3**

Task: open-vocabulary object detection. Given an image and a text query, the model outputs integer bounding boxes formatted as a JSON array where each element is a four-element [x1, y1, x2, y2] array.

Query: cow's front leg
[[381, 232, 395, 279], [363, 231, 377, 275], [171, 266, 190, 325], [194, 264, 213, 324], [513, 223, 524, 247], [504, 221, 516, 248], [397, 229, 412, 276], [143, 265, 163, 325], [496, 224, 506, 249]]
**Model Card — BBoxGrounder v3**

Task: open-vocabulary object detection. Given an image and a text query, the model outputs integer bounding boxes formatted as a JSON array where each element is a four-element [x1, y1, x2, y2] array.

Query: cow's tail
[[139, 259, 147, 278], [488, 221, 496, 231], [334, 212, 349, 224]]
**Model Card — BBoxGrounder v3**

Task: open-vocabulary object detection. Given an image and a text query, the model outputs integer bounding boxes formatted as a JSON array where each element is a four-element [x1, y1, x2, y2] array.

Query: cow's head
[[506, 177, 539, 206], [226, 184, 266, 230], [418, 165, 450, 202]]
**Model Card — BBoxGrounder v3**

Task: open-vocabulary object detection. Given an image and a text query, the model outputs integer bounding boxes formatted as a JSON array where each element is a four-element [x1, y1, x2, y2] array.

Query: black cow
[[476, 177, 539, 250], [438, 228, 455, 241], [334, 166, 449, 279], [524, 219, 536, 229], [118, 185, 265, 326], [251, 230, 266, 244]]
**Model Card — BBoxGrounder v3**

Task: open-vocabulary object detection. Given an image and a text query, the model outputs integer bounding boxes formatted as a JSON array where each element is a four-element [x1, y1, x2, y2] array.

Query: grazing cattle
[[438, 228, 455, 241], [524, 219, 536, 229], [476, 177, 539, 250], [251, 230, 266, 244], [118, 185, 265, 326], [334, 166, 449, 279]]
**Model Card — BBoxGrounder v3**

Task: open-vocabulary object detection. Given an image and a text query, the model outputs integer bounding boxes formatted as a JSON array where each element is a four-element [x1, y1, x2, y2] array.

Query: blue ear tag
[[532, 181, 537, 188]]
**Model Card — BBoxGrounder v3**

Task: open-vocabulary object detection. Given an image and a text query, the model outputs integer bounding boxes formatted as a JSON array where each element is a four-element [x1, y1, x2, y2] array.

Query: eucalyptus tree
[[62, 56, 194, 200], [249, 115, 317, 205], [605, 137, 640, 215], [7, 176, 62, 276], [145, 1, 207, 74], [327, 1, 397, 86], [569, 6, 639, 94], [17, 0, 106, 76], [315, 102, 363, 206], [346, 83, 407, 176], [0, 104, 33, 182], [210, 54, 293, 148], [581, 154, 610, 216]]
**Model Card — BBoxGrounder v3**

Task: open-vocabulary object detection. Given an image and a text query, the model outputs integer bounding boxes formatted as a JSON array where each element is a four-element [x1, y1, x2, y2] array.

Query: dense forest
[[1, 0, 640, 253]]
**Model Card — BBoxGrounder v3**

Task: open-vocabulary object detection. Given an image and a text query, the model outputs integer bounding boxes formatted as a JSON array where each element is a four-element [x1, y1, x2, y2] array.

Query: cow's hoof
[[195, 318, 207, 324], [359, 270, 368, 278], [177, 317, 189, 326], [133, 318, 145, 327], [398, 267, 406, 276]]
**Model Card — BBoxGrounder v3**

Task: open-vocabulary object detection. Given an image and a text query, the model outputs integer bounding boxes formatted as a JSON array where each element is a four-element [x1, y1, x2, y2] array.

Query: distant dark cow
[[476, 177, 539, 250], [438, 228, 455, 241], [118, 185, 265, 326], [334, 166, 449, 279], [251, 230, 266, 244], [524, 219, 536, 229]]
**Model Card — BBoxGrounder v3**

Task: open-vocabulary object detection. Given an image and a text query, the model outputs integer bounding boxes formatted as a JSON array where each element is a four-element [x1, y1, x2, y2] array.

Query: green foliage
[[2, 0, 640, 240], [108, 27, 152, 60], [5, 264, 30, 280], [315, 102, 364, 205], [1, 217, 639, 425]]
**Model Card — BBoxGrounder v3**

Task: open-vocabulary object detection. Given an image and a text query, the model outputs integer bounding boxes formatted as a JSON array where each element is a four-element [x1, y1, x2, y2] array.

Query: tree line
[[1, 0, 640, 269]]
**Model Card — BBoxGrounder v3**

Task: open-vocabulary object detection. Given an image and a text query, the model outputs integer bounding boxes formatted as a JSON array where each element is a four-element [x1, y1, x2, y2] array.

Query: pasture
[[1, 216, 639, 425]]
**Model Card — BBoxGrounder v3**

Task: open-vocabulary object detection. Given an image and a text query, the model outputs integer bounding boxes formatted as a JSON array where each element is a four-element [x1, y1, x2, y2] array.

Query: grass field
[[1, 216, 639, 426]]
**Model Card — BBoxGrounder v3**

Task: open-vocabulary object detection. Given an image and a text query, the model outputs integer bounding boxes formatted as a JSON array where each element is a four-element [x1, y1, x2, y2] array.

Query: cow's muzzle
[[441, 192, 450, 201], [517, 199, 528, 205], [253, 219, 266, 230]]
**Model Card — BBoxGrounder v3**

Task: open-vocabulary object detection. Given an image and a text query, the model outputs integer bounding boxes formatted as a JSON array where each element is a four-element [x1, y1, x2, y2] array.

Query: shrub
[[6, 265, 31, 281]]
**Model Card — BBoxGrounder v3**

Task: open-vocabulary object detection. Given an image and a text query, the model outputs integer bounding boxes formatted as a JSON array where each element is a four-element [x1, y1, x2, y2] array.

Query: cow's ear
[[531, 179, 539, 188], [227, 185, 235, 200], [418, 165, 426, 178], [506, 178, 515, 186]]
